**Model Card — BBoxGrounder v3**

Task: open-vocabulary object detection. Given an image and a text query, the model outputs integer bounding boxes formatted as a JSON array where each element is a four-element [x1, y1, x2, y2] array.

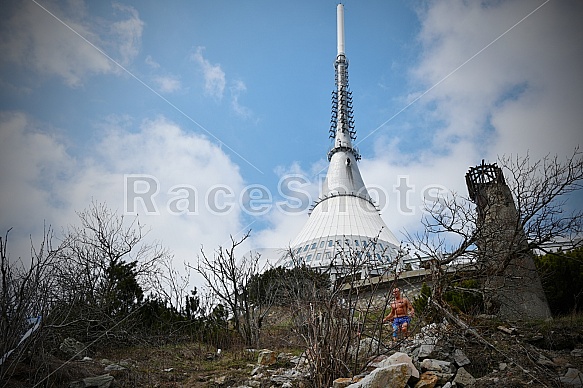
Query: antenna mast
[[329, 4, 358, 161]]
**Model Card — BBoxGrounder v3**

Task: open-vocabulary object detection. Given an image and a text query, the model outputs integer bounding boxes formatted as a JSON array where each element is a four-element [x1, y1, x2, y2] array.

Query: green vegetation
[[534, 247, 583, 316], [443, 279, 484, 315], [247, 265, 331, 306]]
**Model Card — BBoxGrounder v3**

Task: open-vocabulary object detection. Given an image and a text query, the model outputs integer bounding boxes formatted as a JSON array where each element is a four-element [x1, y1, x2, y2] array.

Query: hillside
[[5, 311, 583, 387]]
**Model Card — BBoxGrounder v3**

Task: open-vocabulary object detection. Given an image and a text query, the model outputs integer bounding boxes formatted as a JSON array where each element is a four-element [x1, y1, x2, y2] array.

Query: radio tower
[[279, 4, 406, 281]]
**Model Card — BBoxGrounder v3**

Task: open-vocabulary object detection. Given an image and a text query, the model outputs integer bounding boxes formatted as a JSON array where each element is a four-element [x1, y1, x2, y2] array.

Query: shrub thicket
[[534, 247, 583, 316]]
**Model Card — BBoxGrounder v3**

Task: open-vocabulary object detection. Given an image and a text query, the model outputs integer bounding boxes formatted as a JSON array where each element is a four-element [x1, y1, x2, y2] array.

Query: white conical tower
[[279, 4, 405, 276]]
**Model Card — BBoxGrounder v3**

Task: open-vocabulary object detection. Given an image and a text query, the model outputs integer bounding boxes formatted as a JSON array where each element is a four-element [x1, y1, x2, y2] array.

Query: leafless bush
[[192, 231, 271, 348], [287, 238, 408, 386], [44, 202, 170, 345], [0, 227, 60, 385]]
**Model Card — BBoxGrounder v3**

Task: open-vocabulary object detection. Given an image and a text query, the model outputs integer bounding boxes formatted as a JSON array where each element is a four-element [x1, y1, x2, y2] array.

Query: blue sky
[[1, 0, 582, 283]]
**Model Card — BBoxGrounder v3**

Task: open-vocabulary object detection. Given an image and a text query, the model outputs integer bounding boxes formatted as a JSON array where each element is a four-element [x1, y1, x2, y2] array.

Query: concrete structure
[[277, 5, 407, 279], [466, 161, 551, 320]]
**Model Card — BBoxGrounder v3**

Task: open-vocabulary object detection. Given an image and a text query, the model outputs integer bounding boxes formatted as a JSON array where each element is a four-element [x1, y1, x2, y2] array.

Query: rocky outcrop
[[240, 322, 583, 388]]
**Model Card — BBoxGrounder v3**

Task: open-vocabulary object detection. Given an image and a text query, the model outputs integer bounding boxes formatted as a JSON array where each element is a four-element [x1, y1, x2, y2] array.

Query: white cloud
[[192, 46, 226, 100], [230, 79, 253, 119], [357, 0, 583, 243], [410, 0, 583, 161], [0, 112, 246, 281], [153, 75, 181, 93], [0, 1, 143, 87], [109, 3, 143, 66]]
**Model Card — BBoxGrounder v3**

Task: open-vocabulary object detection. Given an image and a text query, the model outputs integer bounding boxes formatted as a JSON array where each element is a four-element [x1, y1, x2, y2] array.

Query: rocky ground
[[4, 313, 583, 387]]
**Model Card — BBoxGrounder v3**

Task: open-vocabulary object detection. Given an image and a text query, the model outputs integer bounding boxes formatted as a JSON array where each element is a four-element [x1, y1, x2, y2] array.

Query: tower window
[[328, 240, 333, 247], [311, 243, 317, 249], [307, 254, 312, 262], [303, 245, 309, 252], [319, 241, 325, 248], [316, 253, 321, 261], [354, 240, 359, 246]]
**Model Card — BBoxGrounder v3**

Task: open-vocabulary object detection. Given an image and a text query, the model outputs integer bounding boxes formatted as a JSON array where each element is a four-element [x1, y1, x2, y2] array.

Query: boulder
[[378, 352, 419, 379], [68, 374, 114, 388], [257, 349, 277, 366], [420, 358, 455, 374], [452, 367, 476, 387], [347, 363, 411, 388], [452, 349, 471, 367], [560, 368, 583, 387], [414, 371, 439, 388]]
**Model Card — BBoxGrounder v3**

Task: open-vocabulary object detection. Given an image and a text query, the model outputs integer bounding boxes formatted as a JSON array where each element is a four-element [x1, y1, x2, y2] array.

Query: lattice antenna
[[328, 4, 359, 161]]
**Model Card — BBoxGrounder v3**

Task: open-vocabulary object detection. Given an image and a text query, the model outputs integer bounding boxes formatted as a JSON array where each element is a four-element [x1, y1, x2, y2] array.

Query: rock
[[571, 349, 583, 357], [560, 368, 583, 387], [270, 368, 307, 386], [453, 349, 471, 367], [68, 374, 114, 388], [414, 371, 439, 388], [497, 325, 517, 335], [453, 367, 476, 387], [257, 349, 276, 366], [347, 363, 411, 388], [104, 364, 126, 371], [333, 377, 354, 388], [416, 344, 437, 360], [420, 358, 455, 374], [365, 354, 388, 371], [60, 338, 87, 359], [118, 359, 135, 367], [378, 351, 419, 379], [431, 372, 454, 385]]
